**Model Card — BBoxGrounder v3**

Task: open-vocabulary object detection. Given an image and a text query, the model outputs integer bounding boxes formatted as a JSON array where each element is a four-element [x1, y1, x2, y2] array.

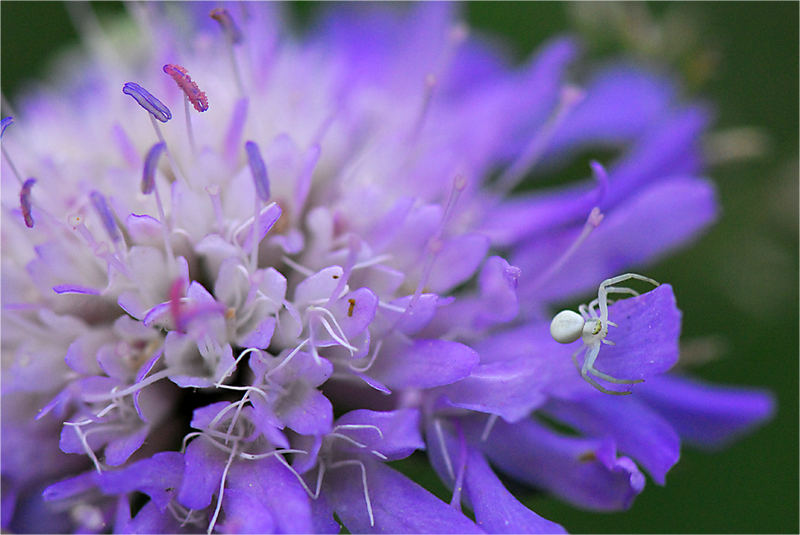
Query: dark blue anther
[[245, 140, 270, 201], [142, 142, 166, 194], [122, 82, 172, 122], [89, 191, 120, 242]]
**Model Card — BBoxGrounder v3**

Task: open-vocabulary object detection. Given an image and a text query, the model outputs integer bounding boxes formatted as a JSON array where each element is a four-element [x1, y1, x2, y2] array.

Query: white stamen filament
[[330, 459, 374, 527], [184, 96, 197, 155]]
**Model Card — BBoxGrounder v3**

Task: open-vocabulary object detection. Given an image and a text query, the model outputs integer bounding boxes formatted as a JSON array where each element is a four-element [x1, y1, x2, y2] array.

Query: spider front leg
[[579, 340, 643, 395], [597, 274, 659, 323]]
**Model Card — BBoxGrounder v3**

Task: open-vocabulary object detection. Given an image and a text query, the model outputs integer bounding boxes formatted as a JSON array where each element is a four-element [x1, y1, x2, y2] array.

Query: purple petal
[[426, 419, 565, 534], [515, 177, 718, 302], [485, 108, 710, 249], [427, 233, 490, 293], [588, 283, 681, 382], [43, 471, 98, 502], [52, 284, 101, 295], [119, 500, 180, 534], [369, 338, 479, 389], [276, 383, 333, 435], [474, 256, 521, 328], [245, 404, 289, 449], [190, 401, 231, 430], [639, 374, 775, 448], [326, 458, 483, 534], [235, 202, 283, 252], [98, 452, 183, 511], [477, 417, 645, 511], [332, 287, 379, 339], [221, 457, 313, 533], [437, 356, 551, 422], [104, 425, 150, 466], [542, 394, 679, 484], [464, 446, 566, 533], [377, 293, 442, 336], [334, 409, 425, 461], [177, 436, 227, 510], [548, 65, 677, 150], [310, 490, 341, 534], [239, 315, 276, 348]]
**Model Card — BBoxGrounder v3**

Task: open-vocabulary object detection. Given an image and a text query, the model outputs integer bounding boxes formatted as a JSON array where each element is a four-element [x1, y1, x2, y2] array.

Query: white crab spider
[[550, 273, 659, 395]]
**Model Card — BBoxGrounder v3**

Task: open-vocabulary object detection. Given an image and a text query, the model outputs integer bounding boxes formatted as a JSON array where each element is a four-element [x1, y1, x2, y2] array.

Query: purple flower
[[1, 3, 774, 534]]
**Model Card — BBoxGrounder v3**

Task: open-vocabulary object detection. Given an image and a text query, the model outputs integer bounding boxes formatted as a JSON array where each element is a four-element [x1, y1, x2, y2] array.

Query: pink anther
[[163, 64, 209, 112]]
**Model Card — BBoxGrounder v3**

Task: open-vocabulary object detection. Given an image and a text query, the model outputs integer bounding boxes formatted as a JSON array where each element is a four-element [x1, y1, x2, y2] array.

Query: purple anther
[[590, 160, 609, 206], [89, 191, 120, 242], [19, 178, 36, 228], [142, 142, 166, 194], [245, 140, 270, 201], [210, 8, 243, 45], [122, 82, 172, 123], [1, 116, 13, 138]]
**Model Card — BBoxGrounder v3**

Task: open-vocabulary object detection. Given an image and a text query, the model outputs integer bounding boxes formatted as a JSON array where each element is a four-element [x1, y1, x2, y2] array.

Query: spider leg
[[571, 344, 586, 372], [583, 373, 634, 395], [576, 344, 631, 396], [587, 298, 600, 318], [578, 303, 592, 320], [597, 282, 655, 326], [599, 273, 660, 290], [581, 340, 640, 395], [580, 342, 601, 379], [589, 365, 644, 385]]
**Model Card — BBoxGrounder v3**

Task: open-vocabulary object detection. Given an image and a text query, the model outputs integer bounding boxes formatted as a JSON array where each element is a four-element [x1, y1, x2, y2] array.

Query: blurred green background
[[2, 2, 797, 533]]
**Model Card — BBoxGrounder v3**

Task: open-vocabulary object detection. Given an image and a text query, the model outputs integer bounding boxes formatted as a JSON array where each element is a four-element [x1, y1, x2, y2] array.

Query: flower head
[[1, 3, 773, 533]]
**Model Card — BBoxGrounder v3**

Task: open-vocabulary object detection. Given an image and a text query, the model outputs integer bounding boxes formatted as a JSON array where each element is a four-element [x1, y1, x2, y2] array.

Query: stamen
[[245, 140, 268, 271], [19, 178, 36, 228], [480, 414, 499, 442], [1, 116, 24, 184], [434, 418, 455, 480], [141, 142, 176, 271], [449, 422, 467, 509], [0, 116, 13, 137], [348, 339, 383, 373], [330, 460, 374, 527], [89, 191, 120, 243], [122, 82, 172, 122], [207, 441, 237, 534], [142, 142, 166, 194], [590, 160, 609, 206], [244, 141, 269, 201], [63, 421, 104, 474], [163, 64, 209, 112], [210, 8, 245, 97], [210, 8, 243, 44], [183, 98, 197, 154], [410, 73, 437, 138], [495, 84, 585, 194], [531, 206, 603, 291], [224, 98, 249, 162]]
